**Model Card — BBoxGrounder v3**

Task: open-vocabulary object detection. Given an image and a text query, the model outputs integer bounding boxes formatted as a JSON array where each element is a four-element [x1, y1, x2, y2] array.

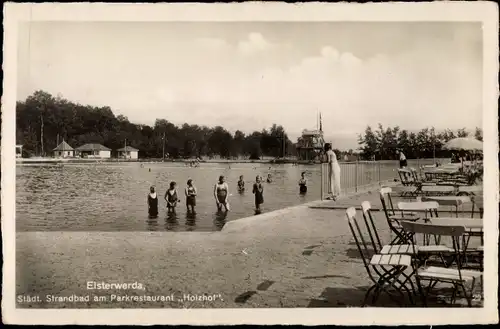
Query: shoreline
[[15, 157, 447, 165], [15, 158, 309, 165]]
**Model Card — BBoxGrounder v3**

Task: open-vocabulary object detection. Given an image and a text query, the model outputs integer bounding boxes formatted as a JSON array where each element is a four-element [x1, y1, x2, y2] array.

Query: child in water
[[266, 173, 272, 183], [299, 172, 307, 194], [165, 181, 179, 213], [185, 179, 197, 214], [147, 186, 158, 218], [253, 175, 264, 211], [237, 175, 245, 192]]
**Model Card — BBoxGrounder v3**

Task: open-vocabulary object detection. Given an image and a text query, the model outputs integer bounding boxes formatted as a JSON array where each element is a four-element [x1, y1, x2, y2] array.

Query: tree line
[[14, 91, 484, 161], [357, 124, 483, 160], [15, 91, 296, 159]]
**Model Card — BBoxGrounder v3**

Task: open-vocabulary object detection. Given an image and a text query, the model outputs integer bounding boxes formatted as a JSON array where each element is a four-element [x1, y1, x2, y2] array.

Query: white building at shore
[[53, 140, 74, 158], [75, 143, 111, 158], [117, 146, 139, 159]]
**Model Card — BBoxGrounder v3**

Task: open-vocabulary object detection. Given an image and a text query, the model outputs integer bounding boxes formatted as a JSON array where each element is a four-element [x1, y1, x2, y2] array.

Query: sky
[[17, 22, 483, 150]]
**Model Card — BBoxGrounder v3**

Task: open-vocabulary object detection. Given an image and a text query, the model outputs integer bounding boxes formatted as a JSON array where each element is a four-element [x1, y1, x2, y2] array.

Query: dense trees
[[14, 91, 486, 161], [15, 91, 296, 159], [357, 124, 482, 160]]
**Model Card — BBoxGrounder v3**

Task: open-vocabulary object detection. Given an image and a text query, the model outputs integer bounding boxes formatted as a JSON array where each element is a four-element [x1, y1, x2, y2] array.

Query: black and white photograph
[[2, 2, 498, 326]]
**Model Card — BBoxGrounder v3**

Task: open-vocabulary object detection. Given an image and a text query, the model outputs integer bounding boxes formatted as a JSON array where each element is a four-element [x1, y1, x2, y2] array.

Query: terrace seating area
[[396, 162, 483, 200], [346, 185, 484, 307]]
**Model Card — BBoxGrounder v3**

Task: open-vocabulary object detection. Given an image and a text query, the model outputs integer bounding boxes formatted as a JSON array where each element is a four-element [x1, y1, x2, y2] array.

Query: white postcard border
[[2, 1, 499, 325]]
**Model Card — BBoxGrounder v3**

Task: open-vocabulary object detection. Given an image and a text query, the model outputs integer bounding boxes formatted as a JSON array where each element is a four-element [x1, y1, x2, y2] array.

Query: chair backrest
[[400, 220, 465, 237], [361, 201, 383, 252], [346, 207, 375, 274], [400, 220, 466, 273], [410, 167, 421, 181], [398, 169, 414, 185], [379, 187, 395, 217]]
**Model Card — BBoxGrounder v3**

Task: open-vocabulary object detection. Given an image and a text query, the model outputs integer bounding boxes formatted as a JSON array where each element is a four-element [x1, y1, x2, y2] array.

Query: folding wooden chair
[[397, 200, 456, 266], [390, 185, 419, 199], [361, 201, 415, 256], [398, 168, 417, 186], [379, 188, 418, 245], [400, 221, 482, 307], [346, 207, 415, 306]]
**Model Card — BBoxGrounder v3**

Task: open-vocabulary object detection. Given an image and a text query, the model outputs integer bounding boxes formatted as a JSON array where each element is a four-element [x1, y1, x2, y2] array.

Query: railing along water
[[320, 158, 450, 200]]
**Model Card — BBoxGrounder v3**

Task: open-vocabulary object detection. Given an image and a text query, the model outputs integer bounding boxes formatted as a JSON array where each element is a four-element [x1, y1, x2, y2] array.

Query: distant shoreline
[[15, 157, 317, 165], [15, 157, 448, 165]]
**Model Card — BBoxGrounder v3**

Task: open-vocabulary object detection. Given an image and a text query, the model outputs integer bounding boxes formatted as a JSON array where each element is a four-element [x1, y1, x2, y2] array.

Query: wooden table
[[430, 217, 483, 249], [429, 218, 483, 230], [421, 196, 471, 217], [422, 196, 472, 204]]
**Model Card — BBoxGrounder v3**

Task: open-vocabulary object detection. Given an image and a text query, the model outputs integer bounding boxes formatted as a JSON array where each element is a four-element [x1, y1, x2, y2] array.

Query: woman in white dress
[[324, 143, 341, 200]]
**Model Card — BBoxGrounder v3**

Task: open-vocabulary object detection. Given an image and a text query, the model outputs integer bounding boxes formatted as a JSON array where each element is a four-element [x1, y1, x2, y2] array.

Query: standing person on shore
[[147, 186, 158, 218], [214, 175, 230, 212], [397, 150, 407, 168], [185, 179, 197, 214], [253, 175, 264, 212], [165, 181, 179, 213], [324, 143, 341, 201], [237, 175, 245, 193], [298, 172, 307, 194]]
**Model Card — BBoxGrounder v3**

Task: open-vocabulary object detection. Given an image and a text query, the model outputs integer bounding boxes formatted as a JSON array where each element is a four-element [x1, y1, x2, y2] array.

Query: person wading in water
[[165, 181, 179, 213], [253, 175, 264, 212], [147, 186, 158, 218], [237, 175, 245, 193], [298, 172, 307, 194], [214, 175, 230, 212], [185, 179, 197, 214]]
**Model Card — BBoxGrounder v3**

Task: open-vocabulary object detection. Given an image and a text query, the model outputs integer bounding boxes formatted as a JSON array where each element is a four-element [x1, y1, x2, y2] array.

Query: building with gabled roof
[[117, 145, 139, 159], [53, 140, 75, 157], [75, 143, 111, 158]]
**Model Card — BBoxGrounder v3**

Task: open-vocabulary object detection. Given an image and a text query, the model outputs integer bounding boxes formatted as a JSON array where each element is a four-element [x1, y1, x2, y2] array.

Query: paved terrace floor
[[16, 188, 483, 308]]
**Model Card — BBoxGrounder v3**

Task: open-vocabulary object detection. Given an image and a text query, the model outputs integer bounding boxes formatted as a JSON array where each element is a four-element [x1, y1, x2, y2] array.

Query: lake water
[[16, 162, 326, 232], [16, 160, 435, 232]]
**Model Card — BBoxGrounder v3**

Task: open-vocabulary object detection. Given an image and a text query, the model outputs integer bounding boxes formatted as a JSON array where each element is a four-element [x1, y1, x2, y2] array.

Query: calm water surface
[[16, 163, 323, 232]]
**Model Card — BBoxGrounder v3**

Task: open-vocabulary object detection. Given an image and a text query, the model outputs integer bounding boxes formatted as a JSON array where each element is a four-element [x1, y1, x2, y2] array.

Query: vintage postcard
[[2, 1, 499, 326]]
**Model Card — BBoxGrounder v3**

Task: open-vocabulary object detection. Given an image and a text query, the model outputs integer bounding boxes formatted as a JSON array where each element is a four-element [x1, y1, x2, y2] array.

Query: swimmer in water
[[298, 172, 307, 194], [164, 181, 179, 213], [147, 186, 158, 218], [266, 173, 272, 183], [185, 179, 197, 214], [237, 175, 245, 192], [252, 175, 264, 211], [214, 175, 230, 212]]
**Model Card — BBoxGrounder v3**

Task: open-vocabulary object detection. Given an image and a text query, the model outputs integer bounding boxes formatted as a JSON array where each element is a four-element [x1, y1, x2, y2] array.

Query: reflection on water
[[213, 210, 228, 230], [165, 210, 180, 231], [185, 212, 197, 231], [146, 217, 159, 231], [16, 162, 325, 232]]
